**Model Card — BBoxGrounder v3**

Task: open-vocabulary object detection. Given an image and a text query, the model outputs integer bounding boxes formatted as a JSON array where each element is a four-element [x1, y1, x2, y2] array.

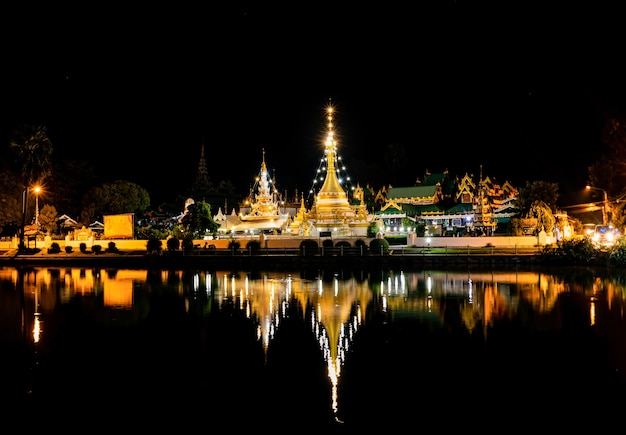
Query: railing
[[174, 244, 541, 257]]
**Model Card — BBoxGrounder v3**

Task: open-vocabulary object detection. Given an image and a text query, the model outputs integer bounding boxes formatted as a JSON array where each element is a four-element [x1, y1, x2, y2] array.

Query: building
[[292, 102, 372, 237]]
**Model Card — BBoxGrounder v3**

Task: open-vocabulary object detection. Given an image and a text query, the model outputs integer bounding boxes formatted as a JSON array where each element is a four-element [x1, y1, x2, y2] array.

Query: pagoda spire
[[317, 101, 348, 197], [191, 141, 212, 199]]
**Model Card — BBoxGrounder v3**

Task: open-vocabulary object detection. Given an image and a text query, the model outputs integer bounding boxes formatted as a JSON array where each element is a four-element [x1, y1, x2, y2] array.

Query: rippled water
[[1, 265, 625, 431]]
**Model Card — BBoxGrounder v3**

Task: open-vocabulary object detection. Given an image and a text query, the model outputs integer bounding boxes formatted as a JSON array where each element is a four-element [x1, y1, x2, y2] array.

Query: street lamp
[[19, 185, 41, 251], [586, 185, 610, 226], [20, 187, 28, 251], [33, 186, 41, 226]]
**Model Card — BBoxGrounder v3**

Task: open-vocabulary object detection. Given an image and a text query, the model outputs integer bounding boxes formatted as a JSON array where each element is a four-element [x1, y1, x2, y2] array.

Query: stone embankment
[[0, 244, 543, 270]]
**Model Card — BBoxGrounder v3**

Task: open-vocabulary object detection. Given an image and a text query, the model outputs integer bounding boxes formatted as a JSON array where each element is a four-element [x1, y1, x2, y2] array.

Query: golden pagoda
[[305, 101, 371, 237], [289, 194, 312, 236], [232, 149, 290, 233]]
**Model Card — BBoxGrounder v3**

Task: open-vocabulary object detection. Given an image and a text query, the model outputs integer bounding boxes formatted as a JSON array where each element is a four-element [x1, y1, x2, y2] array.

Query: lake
[[1, 265, 625, 432]]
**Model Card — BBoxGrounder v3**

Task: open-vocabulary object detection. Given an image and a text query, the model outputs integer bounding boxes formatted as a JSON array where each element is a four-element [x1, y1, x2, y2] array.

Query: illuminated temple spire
[[317, 102, 349, 198], [307, 100, 371, 236]]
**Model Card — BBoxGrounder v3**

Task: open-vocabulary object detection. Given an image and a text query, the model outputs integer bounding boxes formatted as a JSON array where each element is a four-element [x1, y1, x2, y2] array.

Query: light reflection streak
[[33, 314, 41, 343]]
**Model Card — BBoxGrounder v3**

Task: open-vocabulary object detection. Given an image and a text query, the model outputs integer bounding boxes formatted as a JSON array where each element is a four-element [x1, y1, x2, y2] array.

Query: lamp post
[[20, 187, 28, 251], [34, 186, 41, 226], [586, 185, 610, 226], [19, 185, 41, 251]]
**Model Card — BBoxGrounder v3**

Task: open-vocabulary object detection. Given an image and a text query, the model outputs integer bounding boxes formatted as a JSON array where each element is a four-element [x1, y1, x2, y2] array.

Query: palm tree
[[9, 124, 54, 250]]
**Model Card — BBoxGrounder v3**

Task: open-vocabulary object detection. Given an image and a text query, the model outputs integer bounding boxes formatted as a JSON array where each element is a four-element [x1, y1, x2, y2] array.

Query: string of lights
[[306, 101, 356, 207]]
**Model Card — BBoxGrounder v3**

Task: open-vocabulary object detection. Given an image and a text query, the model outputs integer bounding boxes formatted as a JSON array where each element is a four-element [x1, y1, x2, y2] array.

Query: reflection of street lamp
[[586, 185, 610, 226]]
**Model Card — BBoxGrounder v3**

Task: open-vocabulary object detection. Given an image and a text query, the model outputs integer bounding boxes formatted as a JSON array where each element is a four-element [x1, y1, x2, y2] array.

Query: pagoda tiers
[[289, 194, 313, 236], [304, 103, 371, 237], [231, 150, 290, 233]]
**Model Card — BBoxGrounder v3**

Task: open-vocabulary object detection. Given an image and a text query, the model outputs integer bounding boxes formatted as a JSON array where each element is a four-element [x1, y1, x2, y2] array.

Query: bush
[[47, 242, 61, 254], [299, 239, 318, 256], [166, 237, 180, 251], [354, 239, 367, 248], [540, 237, 596, 265], [322, 239, 334, 248], [146, 238, 163, 255], [79, 242, 88, 253], [65, 246, 73, 253], [369, 238, 390, 255], [246, 240, 262, 254], [107, 241, 119, 253], [608, 238, 626, 267], [182, 237, 194, 253], [92, 244, 103, 254], [228, 240, 241, 253]]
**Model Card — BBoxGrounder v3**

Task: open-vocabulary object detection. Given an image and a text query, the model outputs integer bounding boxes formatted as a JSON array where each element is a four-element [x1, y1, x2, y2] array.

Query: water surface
[[1, 266, 625, 431]]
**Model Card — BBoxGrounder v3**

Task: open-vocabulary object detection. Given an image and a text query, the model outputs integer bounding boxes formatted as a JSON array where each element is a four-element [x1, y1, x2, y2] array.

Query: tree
[[516, 180, 559, 213], [586, 116, 626, 230], [515, 181, 559, 234], [0, 170, 24, 231], [38, 204, 58, 235], [9, 124, 54, 186], [47, 159, 100, 220], [9, 124, 54, 249], [81, 180, 150, 224], [180, 200, 219, 238]]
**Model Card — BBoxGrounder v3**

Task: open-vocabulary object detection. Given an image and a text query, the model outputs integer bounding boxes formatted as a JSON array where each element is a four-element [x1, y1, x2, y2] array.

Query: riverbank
[[0, 246, 545, 270]]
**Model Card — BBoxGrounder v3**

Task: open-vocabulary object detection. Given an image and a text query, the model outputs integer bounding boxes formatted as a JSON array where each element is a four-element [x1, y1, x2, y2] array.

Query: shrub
[[366, 221, 379, 238], [182, 237, 195, 253], [146, 238, 162, 255], [246, 240, 262, 254], [65, 246, 73, 253], [540, 237, 596, 265], [608, 238, 626, 267], [228, 240, 241, 253], [354, 239, 367, 248], [166, 237, 180, 251], [322, 239, 334, 248], [354, 238, 368, 254], [47, 242, 61, 254], [92, 244, 103, 254], [369, 238, 390, 255], [79, 242, 88, 253], [299, 239, 318, 256], [107, 241, 119, 253]]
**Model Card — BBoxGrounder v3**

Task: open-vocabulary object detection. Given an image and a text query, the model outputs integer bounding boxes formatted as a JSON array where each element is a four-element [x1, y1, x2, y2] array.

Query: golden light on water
[[11, 266, 624, 423]]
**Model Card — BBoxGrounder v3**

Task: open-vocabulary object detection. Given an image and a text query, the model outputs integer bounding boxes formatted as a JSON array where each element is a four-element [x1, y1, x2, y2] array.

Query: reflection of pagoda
[[473, 165, 497, 235], [303, 102, 371, 237], [218, 271, 372, 420]]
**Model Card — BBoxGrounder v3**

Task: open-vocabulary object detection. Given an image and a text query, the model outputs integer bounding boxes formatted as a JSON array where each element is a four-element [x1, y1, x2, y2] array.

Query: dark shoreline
[[2, 245, 613, 272], [0, 251, 547, 271]]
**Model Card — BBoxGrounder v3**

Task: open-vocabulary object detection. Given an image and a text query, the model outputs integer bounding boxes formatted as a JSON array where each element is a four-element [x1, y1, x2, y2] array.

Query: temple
[[295, 102, 371, 237], [230, 149, 291, 234], [213, 101, 372, 238]]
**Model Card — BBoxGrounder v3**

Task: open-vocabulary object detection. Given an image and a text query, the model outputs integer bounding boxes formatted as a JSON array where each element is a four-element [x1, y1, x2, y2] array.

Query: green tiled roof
[[403, 204, 443, 214], [387, 185, 436, 199], [446, 203, 473, 213], [375, 208, 405, 216]]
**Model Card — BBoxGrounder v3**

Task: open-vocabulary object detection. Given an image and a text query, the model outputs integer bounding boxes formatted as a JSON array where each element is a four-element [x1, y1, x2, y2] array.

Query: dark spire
[[191, 141, 213, 200]]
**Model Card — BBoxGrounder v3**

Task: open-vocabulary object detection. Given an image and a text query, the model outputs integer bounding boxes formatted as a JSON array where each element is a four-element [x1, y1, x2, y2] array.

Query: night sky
[[3, 3, 626, 207]]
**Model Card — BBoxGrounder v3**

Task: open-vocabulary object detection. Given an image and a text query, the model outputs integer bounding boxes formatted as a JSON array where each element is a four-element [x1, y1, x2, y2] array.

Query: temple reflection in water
[[5, 265, 626, 427]]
